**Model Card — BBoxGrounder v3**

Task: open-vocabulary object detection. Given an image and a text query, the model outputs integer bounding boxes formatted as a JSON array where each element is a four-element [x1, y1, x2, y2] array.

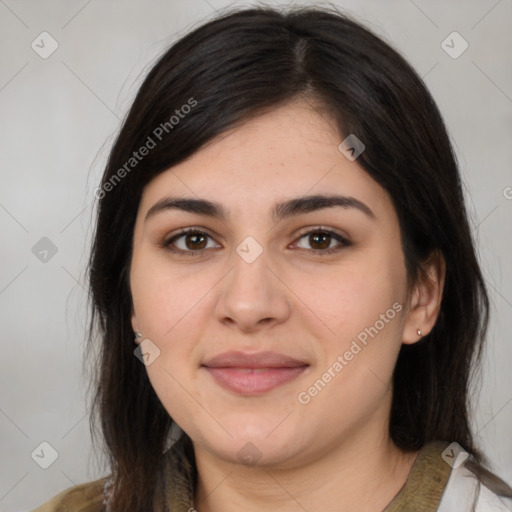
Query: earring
[[417, 329, 422, 337], [134, 332, 142, 343]]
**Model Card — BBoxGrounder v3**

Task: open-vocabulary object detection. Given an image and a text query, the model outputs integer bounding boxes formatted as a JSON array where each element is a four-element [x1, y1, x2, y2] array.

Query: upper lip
[[202, 350, 309, 369]]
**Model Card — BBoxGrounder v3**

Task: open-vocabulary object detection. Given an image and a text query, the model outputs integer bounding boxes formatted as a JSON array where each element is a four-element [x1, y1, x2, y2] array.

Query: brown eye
[[294, 228, 351, 254], [308, 232, 332, 250], [163, 228, 219, 256], [184, 233, 207, 250]]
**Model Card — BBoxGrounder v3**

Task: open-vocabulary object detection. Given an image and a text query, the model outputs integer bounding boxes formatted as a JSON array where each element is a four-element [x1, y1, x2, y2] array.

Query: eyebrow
[[145, 194, 376, 223]]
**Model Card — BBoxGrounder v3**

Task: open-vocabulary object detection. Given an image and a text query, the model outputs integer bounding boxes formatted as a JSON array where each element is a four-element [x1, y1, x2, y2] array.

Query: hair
[[87, 5, 511, 511]]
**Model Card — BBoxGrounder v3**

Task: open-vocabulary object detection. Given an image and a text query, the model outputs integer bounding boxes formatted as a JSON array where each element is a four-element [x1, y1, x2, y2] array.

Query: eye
[[162, 226, 351, 257], [293, 228, 351, 255], [163, 228, 219, 256]]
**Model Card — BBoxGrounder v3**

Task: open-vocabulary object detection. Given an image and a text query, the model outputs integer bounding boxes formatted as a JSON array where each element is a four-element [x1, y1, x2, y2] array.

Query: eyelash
[[162, 226, 351, 257]]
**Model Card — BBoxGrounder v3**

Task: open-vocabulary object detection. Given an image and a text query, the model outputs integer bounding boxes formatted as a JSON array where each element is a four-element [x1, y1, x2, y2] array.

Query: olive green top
[[32, 439, 455, 512]]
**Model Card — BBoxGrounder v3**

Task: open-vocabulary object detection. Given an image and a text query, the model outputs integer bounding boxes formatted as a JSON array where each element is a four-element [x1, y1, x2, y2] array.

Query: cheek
[[131, 252, 212, 339], [300, 261, 404, 341], [298, 256, 406, 400], [297, 270, 405, 426], [131, 268, 205, 428], [130, 251, 212, 397]]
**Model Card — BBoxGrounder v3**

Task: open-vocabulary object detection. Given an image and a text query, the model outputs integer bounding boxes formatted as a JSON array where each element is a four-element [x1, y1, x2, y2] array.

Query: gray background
[[0, 0, 511, 510]]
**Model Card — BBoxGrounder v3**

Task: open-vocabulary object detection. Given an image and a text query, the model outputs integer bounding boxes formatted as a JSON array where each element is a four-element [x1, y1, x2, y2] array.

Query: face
[[130, 100, 415, 468]]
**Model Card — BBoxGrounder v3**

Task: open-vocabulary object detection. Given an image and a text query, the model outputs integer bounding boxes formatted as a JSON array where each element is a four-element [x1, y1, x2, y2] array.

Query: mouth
[[201, 350, 309, 395], [202, 366, 308, 395]]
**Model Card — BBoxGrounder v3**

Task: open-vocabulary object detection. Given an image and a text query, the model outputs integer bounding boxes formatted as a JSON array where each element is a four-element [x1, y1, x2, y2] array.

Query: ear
[[402, 250, 446, 345], [131, 310, 142, 345]]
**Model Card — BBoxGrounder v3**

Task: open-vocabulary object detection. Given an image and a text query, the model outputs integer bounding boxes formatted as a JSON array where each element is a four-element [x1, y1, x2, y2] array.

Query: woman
[[32, 5, 512, 512]]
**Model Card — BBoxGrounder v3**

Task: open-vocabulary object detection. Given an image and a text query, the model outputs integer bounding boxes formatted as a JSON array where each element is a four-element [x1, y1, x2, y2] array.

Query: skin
[[130, 99, 445, 511]]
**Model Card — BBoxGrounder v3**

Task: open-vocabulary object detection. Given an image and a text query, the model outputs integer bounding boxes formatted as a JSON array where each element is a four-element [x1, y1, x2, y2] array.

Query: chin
[[200, 426, 302, 467]]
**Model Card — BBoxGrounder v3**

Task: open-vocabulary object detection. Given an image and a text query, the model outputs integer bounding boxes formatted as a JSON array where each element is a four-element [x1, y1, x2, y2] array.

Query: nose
[[215, 246, 291, 333]]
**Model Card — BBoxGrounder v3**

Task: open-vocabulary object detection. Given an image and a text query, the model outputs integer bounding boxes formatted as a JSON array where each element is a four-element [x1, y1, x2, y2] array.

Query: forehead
[[138, 100, 392, 220]]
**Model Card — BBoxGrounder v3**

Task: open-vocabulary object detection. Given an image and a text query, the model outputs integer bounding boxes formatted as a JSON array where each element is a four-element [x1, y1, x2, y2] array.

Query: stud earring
[[134, 332, 142, 343], [417, 329, 422, 337]]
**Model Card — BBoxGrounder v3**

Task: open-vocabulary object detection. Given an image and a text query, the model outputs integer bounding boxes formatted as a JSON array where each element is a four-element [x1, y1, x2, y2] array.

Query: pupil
[[311, 233, 330, 250]]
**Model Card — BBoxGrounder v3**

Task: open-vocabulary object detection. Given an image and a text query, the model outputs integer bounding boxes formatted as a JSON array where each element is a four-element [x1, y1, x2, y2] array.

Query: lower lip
[[204, 366, 308, 395]]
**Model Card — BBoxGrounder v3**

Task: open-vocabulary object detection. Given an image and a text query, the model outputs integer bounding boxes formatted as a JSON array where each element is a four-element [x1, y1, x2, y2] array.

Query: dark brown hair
[[87, 5, 510, 510]]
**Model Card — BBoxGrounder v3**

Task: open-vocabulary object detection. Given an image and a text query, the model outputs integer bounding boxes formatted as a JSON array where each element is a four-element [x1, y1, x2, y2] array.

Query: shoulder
[[385, 441, 512, 512], [30, 477, 110, 512], [438, 458, 512, 512]]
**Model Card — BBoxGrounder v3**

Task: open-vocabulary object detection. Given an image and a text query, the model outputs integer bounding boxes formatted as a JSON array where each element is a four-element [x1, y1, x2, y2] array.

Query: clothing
[[31, 437, 512, 511]]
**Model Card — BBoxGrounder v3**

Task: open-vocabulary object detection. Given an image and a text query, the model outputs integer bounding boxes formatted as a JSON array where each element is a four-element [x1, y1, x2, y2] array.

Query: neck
[[192, 419, 419, 512]]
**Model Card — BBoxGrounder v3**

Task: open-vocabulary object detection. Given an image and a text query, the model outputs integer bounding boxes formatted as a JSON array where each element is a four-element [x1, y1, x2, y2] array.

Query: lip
[[202, 351, 309, 396], [202, 350, 308, 368]]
